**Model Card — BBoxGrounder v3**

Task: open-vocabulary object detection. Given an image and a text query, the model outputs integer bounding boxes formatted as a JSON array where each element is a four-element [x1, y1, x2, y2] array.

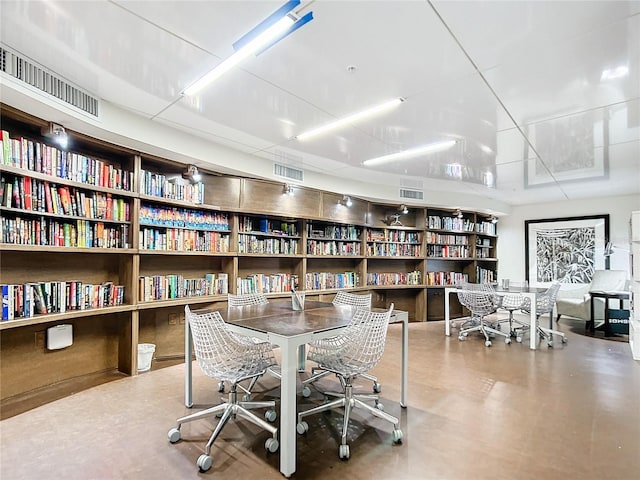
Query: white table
[[444, 286, 543, 350], [184, 301, 408, 478]]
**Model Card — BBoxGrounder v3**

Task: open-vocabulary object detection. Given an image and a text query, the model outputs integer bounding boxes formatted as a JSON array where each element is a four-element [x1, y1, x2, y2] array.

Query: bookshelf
[[0, 105, 500, 416]]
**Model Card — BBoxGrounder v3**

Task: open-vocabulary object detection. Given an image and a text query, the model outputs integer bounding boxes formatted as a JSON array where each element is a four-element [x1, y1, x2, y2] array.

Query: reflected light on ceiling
[[363, 140, 456, 166], [600, 65, 628, 81]]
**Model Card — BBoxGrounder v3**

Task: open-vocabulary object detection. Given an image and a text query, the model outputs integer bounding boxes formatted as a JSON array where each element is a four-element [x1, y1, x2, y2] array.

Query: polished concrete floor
[[1, 316, 639, 480]]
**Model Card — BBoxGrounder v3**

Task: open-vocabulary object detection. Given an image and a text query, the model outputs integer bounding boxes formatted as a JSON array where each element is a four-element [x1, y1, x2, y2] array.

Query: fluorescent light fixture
[[600, 65, 628, 81], [183, 1, 312, 96], [296, 98, 405, 141], [363, 140, 457, 166]]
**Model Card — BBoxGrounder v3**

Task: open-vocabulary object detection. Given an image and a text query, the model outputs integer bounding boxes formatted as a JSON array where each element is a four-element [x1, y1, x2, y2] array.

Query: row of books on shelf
[[1, 175, 130, 221], [1, 131, 132, 191], [427, 216, 475, 232], [426, 244, 470, 258], [476, 267, 496, 284], [306, 240, 361, 256], [306, 224, 360, 240], [475, 221, 496, 235], [1, 216, 130, 248], [366, 271, 422, 286], [1, 281, 125, 321], [138, 273, 228, 302], [238, 235, 299, 255], [425, 271, 469, 286], [475, 247, 494, 259], [236, 273, 298, 295], [304, 272, 359, 291], [239, 217, 298, 236], [367, 229, 421, 243], [366, 244, 422, 257], [140, 169, 205, 203], [139, 228, 230, 253], [139, 204, 229, 230], [425, 232, 469, 245]]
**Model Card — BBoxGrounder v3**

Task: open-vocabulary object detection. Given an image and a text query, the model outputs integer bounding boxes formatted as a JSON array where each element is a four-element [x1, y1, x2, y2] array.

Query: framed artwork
[[523, 110, 609, 188], [525, 215, 610, 287]]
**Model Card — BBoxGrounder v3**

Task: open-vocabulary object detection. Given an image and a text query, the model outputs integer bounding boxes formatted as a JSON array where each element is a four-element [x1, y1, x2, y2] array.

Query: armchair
[[556, 270, 628, 327]]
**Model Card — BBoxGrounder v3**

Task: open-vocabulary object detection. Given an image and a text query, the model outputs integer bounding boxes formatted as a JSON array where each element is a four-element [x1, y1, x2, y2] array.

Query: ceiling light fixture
[[341, 195, 353, 207], [283, 183, 294, 196], [363, 139, 457, 166], [183, 1, 313, 96], [182, 165, 202, 183], [296, 97, 405, 141], [42, 122, 68, 149]]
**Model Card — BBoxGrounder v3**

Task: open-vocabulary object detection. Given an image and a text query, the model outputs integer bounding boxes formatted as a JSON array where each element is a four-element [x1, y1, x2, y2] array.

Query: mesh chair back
[[318, 304, 394, 377], [185, 306, 274, 383], [227, 292, 269, 307], [332, 291, 372, 309], [457, 288, 497, 317], [522, 281, 561, 316]]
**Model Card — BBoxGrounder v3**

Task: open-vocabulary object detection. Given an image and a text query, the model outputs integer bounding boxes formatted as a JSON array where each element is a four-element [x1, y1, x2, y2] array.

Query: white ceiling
[[1, 0, 639, 214]]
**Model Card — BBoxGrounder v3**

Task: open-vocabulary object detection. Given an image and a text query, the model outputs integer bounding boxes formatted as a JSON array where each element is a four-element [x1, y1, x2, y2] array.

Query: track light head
[[341, 195, 353, 207], [42, 122, 68, 149], [400, 204, 409, 215], [490, 215, 498, 224], [182, 165, 202, 183], [283, 184, 294, 196]]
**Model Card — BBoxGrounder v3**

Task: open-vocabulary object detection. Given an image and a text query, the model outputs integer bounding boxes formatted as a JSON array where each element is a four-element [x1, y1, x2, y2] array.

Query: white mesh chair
[[497, 282, 528, 338], [168, 306, 279, 473], [301, 291, 375, 397], [457, 283, 510, 347], [296, 305, 403, 460], [517, 281, 566, 347], [226, 292, 280, 396]]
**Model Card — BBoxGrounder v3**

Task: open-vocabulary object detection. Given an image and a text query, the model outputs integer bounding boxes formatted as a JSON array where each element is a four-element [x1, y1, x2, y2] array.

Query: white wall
[[498, 194, 640, 283]]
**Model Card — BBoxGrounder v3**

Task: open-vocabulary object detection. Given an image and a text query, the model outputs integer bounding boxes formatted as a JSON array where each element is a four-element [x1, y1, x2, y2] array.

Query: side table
[[589, 290, 631, 336]]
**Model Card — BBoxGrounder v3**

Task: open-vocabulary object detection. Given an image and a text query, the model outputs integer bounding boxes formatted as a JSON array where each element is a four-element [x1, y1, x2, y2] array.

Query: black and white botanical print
[[535, 227, 595, 283]]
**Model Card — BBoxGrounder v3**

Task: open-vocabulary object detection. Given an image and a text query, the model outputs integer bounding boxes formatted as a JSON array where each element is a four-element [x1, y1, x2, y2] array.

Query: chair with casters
[[457, 283, 510, 347], [225, 292, 280, 397], [517, 281, 566, 347], [296, 304, 403, 460], [496, 282, 528, 340], [301, 291, 376, 397], [168, 306, 279, 473]]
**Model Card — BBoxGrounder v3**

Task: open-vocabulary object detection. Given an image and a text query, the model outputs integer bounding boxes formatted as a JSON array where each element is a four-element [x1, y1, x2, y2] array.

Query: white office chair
[[226, 292, 280, 397], [168, 306, 279, 473], [301, 291, 375, 397], [457, 283, 510, 347], [517, 281, 566, 347], [497, 282, 528, 338], [296, 305, 402, 460]]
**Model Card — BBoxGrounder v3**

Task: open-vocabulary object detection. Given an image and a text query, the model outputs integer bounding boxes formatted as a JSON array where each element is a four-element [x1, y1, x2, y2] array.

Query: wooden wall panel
[[202, 175, 241, 210], [241, 179, 321, 218], [321, 192, 368, 225]]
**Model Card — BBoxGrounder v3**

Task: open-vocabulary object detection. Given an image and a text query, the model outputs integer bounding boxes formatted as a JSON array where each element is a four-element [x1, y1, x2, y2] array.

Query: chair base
[[458, 317, 511, 347]]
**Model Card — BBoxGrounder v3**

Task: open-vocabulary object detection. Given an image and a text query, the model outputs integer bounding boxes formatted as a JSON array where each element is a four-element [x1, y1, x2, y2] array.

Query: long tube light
[[183, 1, 311, 96], [296, 97, 405, 141], [362, 140, 457, 166]]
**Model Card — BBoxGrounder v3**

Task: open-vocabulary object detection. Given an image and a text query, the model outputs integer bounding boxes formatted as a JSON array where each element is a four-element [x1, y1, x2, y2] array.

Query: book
[[32, 283, 48, 314], [1, 285, 15, 320]]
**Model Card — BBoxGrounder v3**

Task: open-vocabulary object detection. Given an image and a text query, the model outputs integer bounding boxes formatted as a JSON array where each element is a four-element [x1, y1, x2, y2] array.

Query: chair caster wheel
[[339, 444, 350, 460], [297, 421, 309, 435], [265, 437, 279, 453], [197, 454, 212, 472], [393, 429, 403, 444], [561, 337, 568, 343], [516, 336, 522, 343], [217, 382, 225, 393], [375, 401, 384, 411], [302, 386, 311, 398], [458, 335, 465, 341], [547, 341, 553, 347], [167, 427, 181, 443], [505, 338, 511, 344], [265, 409, 277, 422], [373, 382, 382, 393], [485, 340, 492, 347]]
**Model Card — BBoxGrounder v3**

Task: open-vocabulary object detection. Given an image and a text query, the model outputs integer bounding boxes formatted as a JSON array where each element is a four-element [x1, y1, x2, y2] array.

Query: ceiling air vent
[[0, 45, 100, 117], [274, 162, 304, 182], [399, 188, 424, 200]]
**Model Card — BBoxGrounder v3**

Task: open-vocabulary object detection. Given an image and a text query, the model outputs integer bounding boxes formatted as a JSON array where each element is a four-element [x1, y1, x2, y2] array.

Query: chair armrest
[[557, 285, 590, 300]]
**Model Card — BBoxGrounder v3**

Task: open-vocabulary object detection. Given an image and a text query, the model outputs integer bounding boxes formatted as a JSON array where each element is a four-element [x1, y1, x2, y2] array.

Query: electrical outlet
[[35, 331, 45, 349], [168, 314, 178, 325]]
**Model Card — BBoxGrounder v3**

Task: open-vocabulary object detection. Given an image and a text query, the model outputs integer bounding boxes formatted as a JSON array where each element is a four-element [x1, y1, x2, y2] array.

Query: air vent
[[0, 45, 99, 117], [399, 188, 424, 200], [274, 162, 304, 182]]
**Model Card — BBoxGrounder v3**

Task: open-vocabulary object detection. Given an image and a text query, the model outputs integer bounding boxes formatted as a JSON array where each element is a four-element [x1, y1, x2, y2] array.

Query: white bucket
[[137, 343, 156, 372]]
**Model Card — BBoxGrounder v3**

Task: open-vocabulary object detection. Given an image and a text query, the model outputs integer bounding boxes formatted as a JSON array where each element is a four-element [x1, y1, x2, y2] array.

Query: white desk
[[184, 301, 408, 478], [444, 286, 542, 350]]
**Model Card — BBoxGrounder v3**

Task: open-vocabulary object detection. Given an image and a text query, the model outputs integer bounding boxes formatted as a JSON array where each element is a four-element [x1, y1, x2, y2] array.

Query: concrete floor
[[1, 316, 639, 480]]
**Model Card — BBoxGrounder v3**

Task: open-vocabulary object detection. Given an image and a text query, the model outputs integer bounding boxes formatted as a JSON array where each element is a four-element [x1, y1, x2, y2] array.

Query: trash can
[[137, 343, 156, 372]]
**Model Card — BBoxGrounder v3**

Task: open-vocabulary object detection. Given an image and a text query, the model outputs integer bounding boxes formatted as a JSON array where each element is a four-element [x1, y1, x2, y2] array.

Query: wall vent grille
[[399, 188, 424, 200], [0, 45, 99, 117], [274, 162, 304, 181]]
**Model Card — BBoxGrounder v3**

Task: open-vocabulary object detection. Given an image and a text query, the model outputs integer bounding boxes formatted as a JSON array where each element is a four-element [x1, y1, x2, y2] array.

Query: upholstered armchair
[[556, 270, 628, 325]]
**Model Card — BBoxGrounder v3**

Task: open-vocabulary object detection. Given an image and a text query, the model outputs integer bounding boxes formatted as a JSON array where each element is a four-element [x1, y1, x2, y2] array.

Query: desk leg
[[604, 297, 611, 337], [185, 319, 193, 408], [279, 341, 298, 478], [445, 289, 451, 336], [589, 296, 596, 333], [401, 319, 408, 408], [297, 344, 306, 372], [528, 293, 537, 350]]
